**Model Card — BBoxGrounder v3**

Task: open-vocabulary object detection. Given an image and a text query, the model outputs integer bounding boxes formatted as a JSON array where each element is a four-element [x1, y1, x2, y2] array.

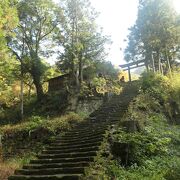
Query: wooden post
[[128, 66, 131, 82]]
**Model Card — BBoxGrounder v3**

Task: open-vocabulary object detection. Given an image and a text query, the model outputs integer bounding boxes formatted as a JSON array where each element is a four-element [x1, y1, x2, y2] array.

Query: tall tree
[[0, 0, 18, 94], [124, 0, 180, 73], [0, 0, 18, 60], [9, 0, 64, 100], [57, 0, 110, 89]]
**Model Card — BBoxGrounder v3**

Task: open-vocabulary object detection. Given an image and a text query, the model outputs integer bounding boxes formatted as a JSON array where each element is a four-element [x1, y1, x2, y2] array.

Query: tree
[[57, 0, 110, 90], [0, 0, 18, 60], [0, 0, 18, 85], [124, 0, 180, 74], [9, 0, 64, 100], [0, 0, 19, 108]]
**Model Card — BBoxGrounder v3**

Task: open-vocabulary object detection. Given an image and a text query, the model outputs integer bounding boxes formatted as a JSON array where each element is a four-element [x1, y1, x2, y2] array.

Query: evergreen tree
[[56, 0, 110, 89], [125, 0, 180, 73]]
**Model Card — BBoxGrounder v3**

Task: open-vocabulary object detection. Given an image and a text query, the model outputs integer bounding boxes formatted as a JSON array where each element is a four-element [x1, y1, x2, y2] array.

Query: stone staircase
[[8, 82, 139, 180]]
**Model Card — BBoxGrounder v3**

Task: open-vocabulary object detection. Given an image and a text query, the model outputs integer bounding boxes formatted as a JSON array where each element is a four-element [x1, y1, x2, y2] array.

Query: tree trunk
[[167, 55, 172, 77], [79, 54, 83, 85], [151, 52, 155, 73], [160, 62, 164, 75], [165, 48, 172, 76], [158, 52, 161, 73], [28, 83, 33, 100], [75, 70, 80, 90], [145, 62, 149, 72], [33, 74, 44, 100]]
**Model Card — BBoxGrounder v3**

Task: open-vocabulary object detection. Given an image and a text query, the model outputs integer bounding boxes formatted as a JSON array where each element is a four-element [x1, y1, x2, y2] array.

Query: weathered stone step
[[97, 108, 127, 113], [15, 167, 84, 175], [38, 151, 97, 159], [65, 128, 106, 135], [68, 126, 107, 132], [23, 162, 89, 169], [53, 134, 103, 143], [30, 156, 94, 164], [60, 130, 105, 139], [47, 142, 101, 150], [96, 112, 127, 119], [58, 130, 106, 138], [50, 137, 103, 146], [91, 119, 119, 124], [43, 146, 99, 154], [9, 174, 81, 180]]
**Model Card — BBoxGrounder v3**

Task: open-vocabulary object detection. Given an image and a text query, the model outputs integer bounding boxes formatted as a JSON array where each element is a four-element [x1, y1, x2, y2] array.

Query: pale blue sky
[[90, 0, 139, 66]]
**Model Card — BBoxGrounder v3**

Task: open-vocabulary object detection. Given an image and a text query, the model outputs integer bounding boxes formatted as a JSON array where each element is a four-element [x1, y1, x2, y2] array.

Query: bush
[[141, 72, 171, 103], [141, 71, 180, 123]]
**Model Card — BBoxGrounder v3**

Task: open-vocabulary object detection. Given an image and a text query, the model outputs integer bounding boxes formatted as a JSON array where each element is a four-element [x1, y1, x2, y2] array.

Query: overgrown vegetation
[[84, 72, 180, 180], [0, 152, 36, 180], [0, 112, 83, 135], [0, 112, 85, 179]]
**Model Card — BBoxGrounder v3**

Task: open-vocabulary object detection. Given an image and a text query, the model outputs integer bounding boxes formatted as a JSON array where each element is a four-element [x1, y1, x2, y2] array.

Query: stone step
[[9, 174, 81, 180], [30, 156, 94, 164], [62, 128, 107, 135], [91, 119, 119, 124], [59, 130, 105, 139], [53, 134, 104, 143], [37, 151, 97, 159], [43, 146, 99, 154], [23, 162, 89, 169], [60, 130, 106, 137], [15, 167, 85, 175], [47, 142, 101, 150], [50, 137, 103, 146], [66, 128, 106, 134], [69, 125, 107, 132]]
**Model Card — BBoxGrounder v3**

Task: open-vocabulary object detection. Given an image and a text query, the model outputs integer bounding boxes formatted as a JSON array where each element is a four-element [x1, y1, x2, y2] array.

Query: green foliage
[[111, 117, 173, 163], [170, 70, 180, 106], [0, 0, 18, 59], [8, 0, 64, 99], [85, 72, 180, 179], [0, 112, 83, 135], [141, 72, 171, 102], [91, 77, 122, 95], [125, 0, 180, 72], [0, 0, 19, 109], [141, 71, 180, 122], [57, 0, 111, 87]]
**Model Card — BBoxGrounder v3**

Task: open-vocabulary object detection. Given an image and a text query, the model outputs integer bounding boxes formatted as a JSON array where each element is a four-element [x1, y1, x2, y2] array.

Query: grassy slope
[[0, 112, 85, 180]]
